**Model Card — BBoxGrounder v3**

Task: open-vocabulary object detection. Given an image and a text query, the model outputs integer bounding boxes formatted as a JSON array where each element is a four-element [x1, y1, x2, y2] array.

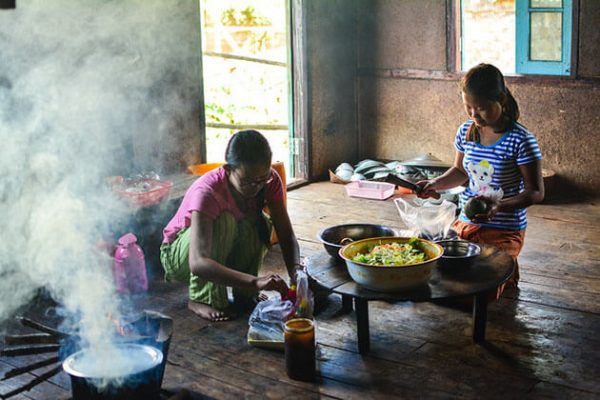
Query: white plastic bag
[[247, 298, 294, 343], [394, 197, 457, 241], [247, 270, 314, 347]]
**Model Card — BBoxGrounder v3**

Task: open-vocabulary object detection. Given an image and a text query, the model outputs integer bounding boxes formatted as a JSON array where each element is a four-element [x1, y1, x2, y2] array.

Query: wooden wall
[[304, 0, 359, 180]]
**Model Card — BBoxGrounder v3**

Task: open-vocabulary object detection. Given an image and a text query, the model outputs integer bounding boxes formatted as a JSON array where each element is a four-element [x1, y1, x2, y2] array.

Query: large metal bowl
[[339, 237, 443, 292], [317, 223, 398, 259], [437, 240, 481, 269]]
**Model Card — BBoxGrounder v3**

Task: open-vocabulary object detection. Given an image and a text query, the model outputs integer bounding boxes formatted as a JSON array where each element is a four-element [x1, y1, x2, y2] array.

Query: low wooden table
[[306, 244, 515, 354]]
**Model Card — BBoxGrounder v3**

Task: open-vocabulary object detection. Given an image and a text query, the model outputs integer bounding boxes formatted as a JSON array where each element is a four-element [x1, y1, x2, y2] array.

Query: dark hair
[[460, 63, 519, 140], [225, 130, 273, 246], [225, 130, 272, 169]]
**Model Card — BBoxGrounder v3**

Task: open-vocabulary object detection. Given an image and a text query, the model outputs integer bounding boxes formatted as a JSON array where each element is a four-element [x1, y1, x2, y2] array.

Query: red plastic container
[[111, 179, 172, 208]]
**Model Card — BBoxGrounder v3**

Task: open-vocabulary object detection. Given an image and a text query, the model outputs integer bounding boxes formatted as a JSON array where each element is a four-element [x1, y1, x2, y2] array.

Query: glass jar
[[284, 318, 315, 381]]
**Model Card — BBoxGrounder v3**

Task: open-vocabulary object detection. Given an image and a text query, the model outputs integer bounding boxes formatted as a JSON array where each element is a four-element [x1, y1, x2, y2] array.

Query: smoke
[[0, 0, 201, 383]]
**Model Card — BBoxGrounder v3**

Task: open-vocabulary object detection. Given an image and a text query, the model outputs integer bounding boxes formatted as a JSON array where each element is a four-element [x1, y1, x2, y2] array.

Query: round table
[[306, 244, 515, 354]]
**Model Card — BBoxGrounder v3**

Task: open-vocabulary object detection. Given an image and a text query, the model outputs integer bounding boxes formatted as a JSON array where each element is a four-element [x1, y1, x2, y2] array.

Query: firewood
[[16, 316, 67, 337], [1, 356, 60, 381], [0, 344, 60, 357], [4, 333, 58, 346]]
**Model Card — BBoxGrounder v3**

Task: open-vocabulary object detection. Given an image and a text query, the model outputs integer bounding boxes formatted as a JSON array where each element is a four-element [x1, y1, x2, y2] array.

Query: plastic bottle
[[113, 233, 148, 294]]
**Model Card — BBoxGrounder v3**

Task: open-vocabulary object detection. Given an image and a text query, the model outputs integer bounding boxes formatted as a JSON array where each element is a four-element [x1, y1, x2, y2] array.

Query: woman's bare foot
[[188, 300, 233, 322]]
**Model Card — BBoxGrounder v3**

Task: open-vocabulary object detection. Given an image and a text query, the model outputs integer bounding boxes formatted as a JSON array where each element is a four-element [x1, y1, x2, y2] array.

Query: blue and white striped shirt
[[455, 120, 542, 230]]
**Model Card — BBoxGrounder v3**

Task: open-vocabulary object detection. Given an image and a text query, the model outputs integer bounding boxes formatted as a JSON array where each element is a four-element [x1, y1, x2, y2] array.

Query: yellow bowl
[[339, 237, 443, 292]]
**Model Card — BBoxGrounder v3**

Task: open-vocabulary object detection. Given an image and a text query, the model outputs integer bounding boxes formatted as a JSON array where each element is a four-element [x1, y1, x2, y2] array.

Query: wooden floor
[[1, 181, 599, 399]]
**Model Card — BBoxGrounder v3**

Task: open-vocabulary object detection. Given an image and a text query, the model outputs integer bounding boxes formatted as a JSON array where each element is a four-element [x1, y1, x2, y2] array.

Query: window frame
[[515, 0, 573, 76], [453, 0, 578, 77]]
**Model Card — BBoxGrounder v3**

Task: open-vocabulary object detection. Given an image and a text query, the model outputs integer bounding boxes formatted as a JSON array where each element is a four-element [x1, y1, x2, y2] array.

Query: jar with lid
[[284, 318, 315, 381]]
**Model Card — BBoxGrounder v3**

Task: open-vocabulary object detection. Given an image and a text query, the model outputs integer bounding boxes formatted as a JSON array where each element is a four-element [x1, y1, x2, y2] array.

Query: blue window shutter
[[516, 0, 572, 76]]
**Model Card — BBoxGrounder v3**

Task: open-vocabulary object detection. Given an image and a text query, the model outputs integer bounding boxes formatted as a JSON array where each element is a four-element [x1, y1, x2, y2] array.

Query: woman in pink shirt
[[160, 131, 302, 321]]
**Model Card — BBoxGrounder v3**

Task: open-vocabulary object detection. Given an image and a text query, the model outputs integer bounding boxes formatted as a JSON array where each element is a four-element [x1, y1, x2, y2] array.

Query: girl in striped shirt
[[417, 63, 544, 299]]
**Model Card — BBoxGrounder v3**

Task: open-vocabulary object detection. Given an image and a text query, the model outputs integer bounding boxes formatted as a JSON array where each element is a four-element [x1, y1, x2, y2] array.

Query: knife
[[387, 175, 441, 199]]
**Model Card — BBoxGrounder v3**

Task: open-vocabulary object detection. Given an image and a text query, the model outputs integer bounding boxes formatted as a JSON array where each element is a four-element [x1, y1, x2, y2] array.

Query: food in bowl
[[351, 238, 427, 266], [340, 237, 443, 292]]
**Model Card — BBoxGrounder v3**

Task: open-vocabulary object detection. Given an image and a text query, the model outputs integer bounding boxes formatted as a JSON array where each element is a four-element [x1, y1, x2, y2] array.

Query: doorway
[[200, 0, 299, 181]]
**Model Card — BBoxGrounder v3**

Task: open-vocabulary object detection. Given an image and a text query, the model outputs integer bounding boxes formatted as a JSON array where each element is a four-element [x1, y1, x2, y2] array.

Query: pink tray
[[345, 181, 395, 200]]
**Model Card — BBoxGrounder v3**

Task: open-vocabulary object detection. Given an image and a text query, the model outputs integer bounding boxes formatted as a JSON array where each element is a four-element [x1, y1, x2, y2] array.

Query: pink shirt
[[162, 167, 284, 244]]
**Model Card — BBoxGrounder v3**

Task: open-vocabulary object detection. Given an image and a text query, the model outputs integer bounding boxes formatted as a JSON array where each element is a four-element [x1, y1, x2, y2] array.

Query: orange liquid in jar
[[284, 318, 315, 381]]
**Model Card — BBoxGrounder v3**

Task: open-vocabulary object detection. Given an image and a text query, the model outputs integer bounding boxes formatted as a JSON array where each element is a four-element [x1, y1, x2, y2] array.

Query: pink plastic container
[[345, 181, 395, 200], [114, 233, 148, 294]]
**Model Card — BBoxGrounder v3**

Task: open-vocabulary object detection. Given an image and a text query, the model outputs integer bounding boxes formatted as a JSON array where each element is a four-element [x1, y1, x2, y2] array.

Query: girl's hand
[[253, 274, 289, 295], [415, 180, 441, 199], [471, 196, 500, 222]]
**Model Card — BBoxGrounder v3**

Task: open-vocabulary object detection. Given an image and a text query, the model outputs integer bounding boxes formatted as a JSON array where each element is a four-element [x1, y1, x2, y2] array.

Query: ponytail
[[256, 187, 271, 246], [503, 86, 519, 126]]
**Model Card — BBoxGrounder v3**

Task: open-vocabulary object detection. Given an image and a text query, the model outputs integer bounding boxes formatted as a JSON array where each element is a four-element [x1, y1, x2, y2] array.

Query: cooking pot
[[62, 343, 163, 400], [317, 223, 399, 259]]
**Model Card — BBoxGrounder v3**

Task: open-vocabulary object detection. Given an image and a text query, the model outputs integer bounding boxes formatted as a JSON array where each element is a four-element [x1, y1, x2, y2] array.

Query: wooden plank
[[527, 381, 600, 399], [0, 360, 69, 400], [169, 317, 457, 399], [3, 181, 599, 399], [503, 281, 600, 314], [314, 292, 600, 394], [167, 319, 367, 399], [528, 202, 600, 227]]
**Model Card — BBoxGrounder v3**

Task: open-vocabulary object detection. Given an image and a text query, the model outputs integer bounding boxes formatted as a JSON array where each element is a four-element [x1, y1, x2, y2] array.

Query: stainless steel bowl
[[437, 240, 481, 269], [317, 223, 399, 259]]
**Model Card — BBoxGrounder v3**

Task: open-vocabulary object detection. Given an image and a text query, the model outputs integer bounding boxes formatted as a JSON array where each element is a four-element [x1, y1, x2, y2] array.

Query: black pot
[[317, 223, 399, 259], [62, 343, 163, 400]]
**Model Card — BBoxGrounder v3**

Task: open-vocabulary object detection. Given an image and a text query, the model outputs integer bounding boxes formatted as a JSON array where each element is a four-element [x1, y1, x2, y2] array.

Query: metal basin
[[317, 223, 399, 259], [339, 237, 443, 292], [437, 240, 481, 269]]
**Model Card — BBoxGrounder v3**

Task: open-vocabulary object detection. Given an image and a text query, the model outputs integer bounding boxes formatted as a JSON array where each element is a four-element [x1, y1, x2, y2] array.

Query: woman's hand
[[253, 274, 289, 295], [415, 180, 441, 199]]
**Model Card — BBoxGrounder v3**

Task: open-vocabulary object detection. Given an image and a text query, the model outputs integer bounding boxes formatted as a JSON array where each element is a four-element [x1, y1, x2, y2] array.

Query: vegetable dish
[[351, 237, 428, 266]]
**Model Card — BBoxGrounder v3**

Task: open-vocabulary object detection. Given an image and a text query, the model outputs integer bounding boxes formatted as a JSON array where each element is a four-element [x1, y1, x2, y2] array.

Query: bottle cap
[[117, 233, 138, 246]]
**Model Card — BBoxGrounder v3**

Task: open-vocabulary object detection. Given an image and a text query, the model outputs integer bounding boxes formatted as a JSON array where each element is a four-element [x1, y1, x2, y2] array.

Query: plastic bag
[[394, 197, 457, 241], [247, 270, 314, 347], [247, 298, 294, 342], [293, 270, 314, 319]]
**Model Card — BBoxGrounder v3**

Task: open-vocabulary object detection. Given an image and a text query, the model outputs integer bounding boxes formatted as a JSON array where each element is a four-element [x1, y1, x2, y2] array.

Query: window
[[460, 0, 573, 76], [515, 0, 572, 75]]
